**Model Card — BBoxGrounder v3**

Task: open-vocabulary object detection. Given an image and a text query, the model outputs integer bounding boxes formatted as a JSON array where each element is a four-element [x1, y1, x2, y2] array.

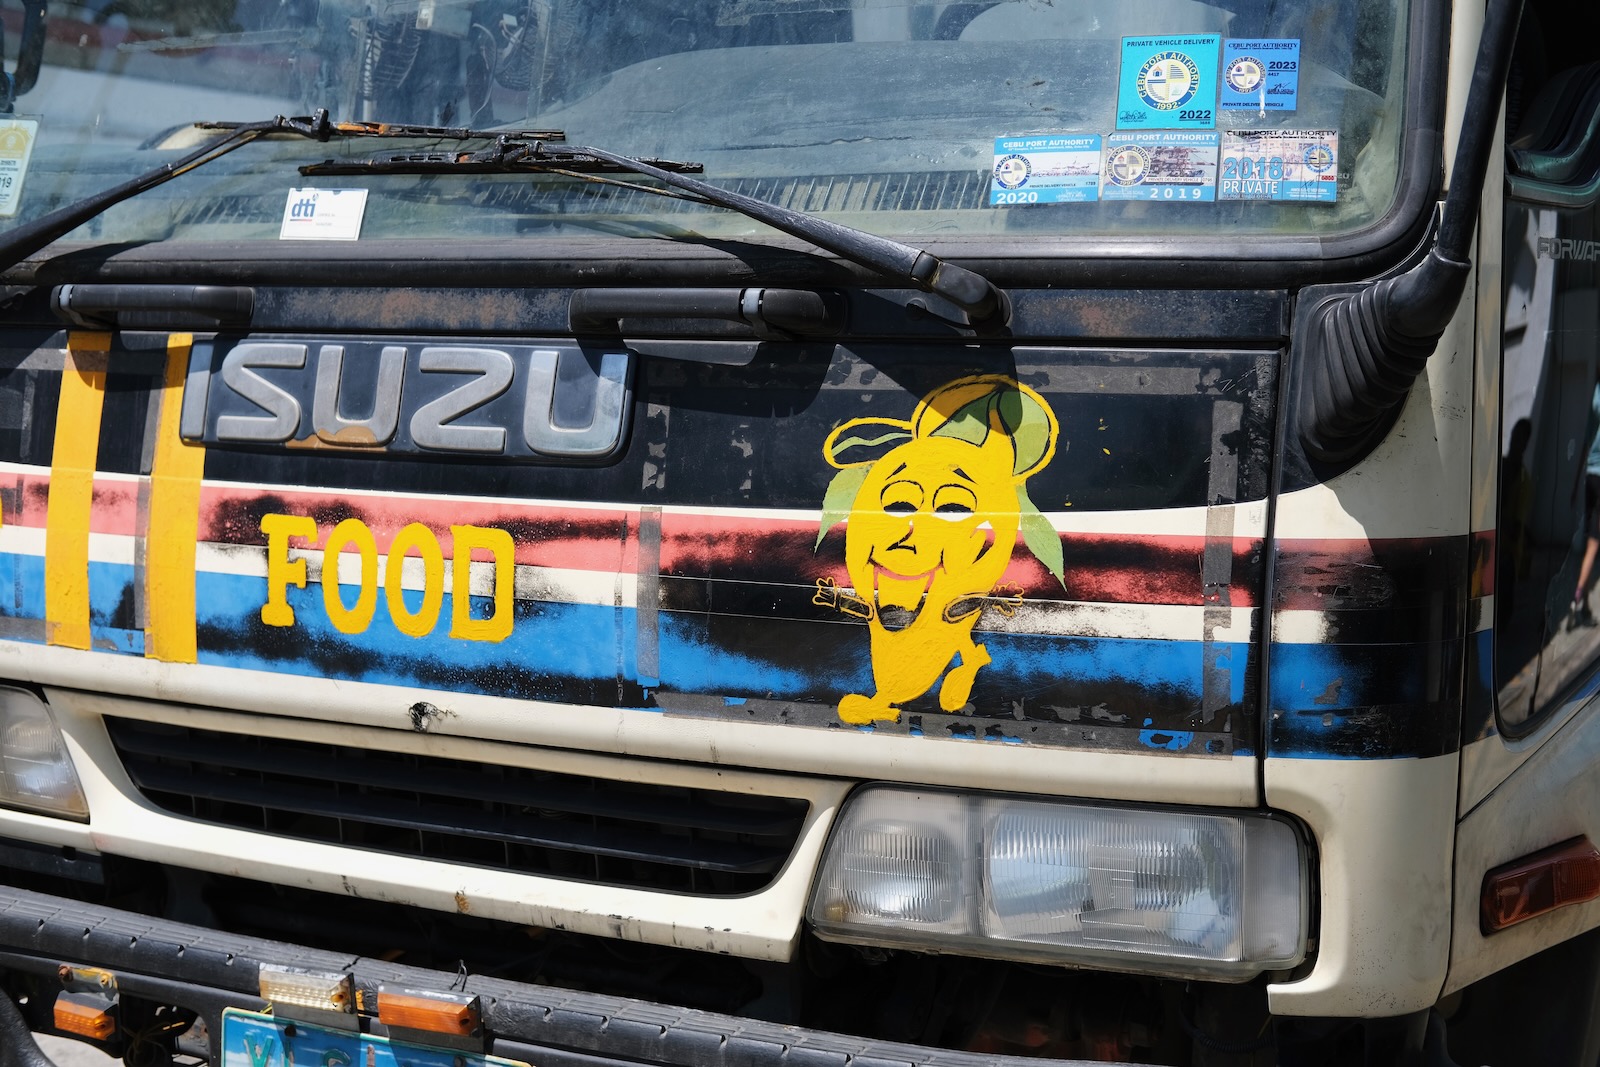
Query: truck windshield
[[3, 0, 1410, 248]]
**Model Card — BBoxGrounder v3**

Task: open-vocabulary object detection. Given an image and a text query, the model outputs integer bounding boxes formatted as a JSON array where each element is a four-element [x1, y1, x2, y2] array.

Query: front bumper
[[0, 885, 1149, 1067]]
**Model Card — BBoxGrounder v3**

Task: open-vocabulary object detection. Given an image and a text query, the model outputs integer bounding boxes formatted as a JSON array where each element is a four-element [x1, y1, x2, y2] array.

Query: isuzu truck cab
[[0, 0, 1596, 1063]]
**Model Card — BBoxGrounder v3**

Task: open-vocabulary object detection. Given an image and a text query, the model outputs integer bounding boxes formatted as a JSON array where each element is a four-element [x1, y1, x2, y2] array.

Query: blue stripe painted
[[0, 553, 1256, 751], [0, 553, 45, 621]]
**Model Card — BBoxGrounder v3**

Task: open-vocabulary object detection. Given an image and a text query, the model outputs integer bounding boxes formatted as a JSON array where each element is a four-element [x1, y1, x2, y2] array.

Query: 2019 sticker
[[1101, 131, 1220, 201], [0, 118, 38, 218], [1117, 35, 1221, 130], [1219, 130, 1337, 202], [989, 135, 1103, 204]]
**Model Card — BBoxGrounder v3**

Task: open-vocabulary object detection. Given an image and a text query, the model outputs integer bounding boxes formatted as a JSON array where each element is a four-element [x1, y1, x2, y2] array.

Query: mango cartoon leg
[[938, 642, 992, 712], [839, 692, 901, 724]]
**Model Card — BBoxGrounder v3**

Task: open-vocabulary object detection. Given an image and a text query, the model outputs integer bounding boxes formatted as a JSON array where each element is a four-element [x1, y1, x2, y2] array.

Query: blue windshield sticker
[[1117, 35, 1221, 129], [1219, 130, 1338, 202], [1221, 39, 1300, 112], [1101, 131, 1219, 201], [990, 135, 1103, 204]]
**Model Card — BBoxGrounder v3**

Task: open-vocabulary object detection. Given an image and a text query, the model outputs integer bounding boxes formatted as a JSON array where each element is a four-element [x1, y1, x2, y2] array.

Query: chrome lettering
[[409, 346, 515, 453], [216, 343, 306, 442], [312, 343, 405, 446], [523, 350, 631, 457], [190, 338, 631, 461]]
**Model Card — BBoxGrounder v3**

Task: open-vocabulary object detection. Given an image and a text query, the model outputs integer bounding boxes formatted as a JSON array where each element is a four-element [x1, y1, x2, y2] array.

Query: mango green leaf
[[930, 392, 996, 445], [1017, 485, 1065, 587], [816, 466, 869, 548], [997, 386, 1053, 475], [828, 429, 911, 462]]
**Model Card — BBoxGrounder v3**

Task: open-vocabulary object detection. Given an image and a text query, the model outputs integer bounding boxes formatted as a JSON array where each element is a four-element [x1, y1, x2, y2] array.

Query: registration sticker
[[1101, 131, 1219, 201], [1219, 130, 1338, 202], [0, 117, 38, 217], [1221, 39, 1300, 112], [221, 1008, 530, 1067], [990, 135, 1102, 204], [279, 188, 369, 240], [1117, 35, 1221, 130]]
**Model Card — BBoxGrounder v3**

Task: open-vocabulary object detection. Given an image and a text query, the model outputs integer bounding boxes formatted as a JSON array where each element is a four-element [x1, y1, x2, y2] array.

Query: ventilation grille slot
[[106, 717, 807, 896]]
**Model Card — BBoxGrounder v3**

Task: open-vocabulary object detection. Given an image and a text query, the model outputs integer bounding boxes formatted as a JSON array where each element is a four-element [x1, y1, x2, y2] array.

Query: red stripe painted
[[196, 485, 636, 572], [2, 472, 139, 536]]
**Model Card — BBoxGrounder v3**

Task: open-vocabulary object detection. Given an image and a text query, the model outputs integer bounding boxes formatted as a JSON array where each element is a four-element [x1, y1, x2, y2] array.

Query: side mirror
[[0, 1, 46, 114]]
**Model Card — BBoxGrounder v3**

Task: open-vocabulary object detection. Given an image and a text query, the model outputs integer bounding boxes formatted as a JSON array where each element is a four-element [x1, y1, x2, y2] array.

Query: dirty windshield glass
[[0, 0, 1409, 248]]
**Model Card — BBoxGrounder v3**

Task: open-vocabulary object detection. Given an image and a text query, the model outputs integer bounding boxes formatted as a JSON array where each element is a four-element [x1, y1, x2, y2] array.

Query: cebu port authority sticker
[[1221, 39, 1300, 112], [1102, 131, 1219, 201], [1117, 35, 1220, 130], [990, 135, 1102, 204], [0, 118, 38, 217], [1219, 130, 1337, 202]]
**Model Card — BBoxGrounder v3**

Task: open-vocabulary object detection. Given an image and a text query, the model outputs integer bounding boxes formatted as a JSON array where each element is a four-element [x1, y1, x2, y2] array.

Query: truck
[[0, 0, 1596, 1063]]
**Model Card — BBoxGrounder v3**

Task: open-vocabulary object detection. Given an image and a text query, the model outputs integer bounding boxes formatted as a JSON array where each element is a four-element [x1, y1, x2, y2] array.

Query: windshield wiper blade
[[303, 143, 702, 176], [308, 139, 1009, 330], [0, 109, 567, 272], [196, 118, 565, 143]]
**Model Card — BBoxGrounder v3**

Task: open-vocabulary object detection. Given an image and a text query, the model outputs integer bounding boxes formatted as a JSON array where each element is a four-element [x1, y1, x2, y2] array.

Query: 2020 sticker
[[990, 135, 1103, 204]]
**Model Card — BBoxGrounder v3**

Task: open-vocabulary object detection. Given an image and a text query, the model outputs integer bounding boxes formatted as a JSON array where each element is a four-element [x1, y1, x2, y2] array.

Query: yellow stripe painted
[[45, 332, 110, 650], [145, 333, 206, 662]]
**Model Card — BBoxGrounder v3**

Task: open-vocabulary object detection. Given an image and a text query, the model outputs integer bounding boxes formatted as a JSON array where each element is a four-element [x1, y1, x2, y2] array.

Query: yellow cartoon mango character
[[814, 375, 1063, 724]]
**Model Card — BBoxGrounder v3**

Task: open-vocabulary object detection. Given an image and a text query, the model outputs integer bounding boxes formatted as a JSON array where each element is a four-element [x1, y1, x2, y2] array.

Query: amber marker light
[[1481, 837, 1600, 934], [53, 992, 116, 1041], [376, 987, 480, 1036]]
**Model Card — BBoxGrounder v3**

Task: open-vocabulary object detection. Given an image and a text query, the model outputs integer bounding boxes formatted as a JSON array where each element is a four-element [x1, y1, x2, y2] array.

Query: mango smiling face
[[816, 375, 1063, 724], [846, 430, 1021, 617]]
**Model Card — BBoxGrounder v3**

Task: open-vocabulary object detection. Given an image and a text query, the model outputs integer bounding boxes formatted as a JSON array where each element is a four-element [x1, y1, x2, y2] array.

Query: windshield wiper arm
[[0, 109, 566, 273], [306, 139, 1009, 330]]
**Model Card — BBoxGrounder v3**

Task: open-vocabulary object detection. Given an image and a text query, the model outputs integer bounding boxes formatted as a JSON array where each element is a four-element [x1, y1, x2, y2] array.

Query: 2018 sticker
[[1221, 39, 1300, 112], [1101, 131, 1220, 201], [989, 135, 1103, 204], [1219, 130, 1337, 202], [1117, 35, 1221, 130]]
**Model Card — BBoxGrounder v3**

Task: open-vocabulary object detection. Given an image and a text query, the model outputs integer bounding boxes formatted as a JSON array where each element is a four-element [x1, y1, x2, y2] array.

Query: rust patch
[[454, 891, 470, 914], [284, 426, 383, 450]]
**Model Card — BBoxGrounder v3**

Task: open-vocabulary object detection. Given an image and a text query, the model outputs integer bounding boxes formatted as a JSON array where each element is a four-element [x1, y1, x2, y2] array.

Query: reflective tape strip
[[145, 333, 206, 662], [45, 333, 110, 649]]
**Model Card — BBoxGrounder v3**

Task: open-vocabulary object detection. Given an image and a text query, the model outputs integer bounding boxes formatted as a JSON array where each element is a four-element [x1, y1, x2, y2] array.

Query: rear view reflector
[[53, 992, 116, 1041], [376, 988, 480, 1036], [1481, 837, 1600, 934]]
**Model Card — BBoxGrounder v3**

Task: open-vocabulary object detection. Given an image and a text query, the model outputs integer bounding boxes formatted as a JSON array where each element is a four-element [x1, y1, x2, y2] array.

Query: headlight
[[808, 788, 1306, 981], [0, 688, 88, 820]]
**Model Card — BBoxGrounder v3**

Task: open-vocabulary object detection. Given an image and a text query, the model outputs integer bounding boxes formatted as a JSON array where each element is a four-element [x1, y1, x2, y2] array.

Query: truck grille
[[104, 718, 807, 896]]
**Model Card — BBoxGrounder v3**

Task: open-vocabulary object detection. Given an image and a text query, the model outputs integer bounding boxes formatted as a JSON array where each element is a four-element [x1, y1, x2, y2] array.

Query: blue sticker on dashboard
[[1221, 39, 1300, 111], [990, 135, 1102, 204], [1117, 35, 1220, 129], [1101, 131, 1219, 201]]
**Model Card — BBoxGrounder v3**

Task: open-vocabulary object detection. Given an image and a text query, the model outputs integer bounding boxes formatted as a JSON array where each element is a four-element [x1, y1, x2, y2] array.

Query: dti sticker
[[990, 135, 1102, 205], [1221, 39, 1300, 112], [1219, 130, 1337, 202], [1117, 35, 1220, 130], [0, 118, 38, 217], [1102, 131, 1220, 201], [812, 376, 1064, 724]]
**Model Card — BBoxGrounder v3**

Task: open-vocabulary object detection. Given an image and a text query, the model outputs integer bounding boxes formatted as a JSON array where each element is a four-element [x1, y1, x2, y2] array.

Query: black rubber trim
[[0, 885, 1152, 1067], [0, 992, 53, 1067]]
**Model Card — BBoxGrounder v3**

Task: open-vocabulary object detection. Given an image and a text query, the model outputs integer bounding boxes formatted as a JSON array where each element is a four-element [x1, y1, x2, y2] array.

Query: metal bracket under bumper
[[0, 885, 1145, 1067]]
